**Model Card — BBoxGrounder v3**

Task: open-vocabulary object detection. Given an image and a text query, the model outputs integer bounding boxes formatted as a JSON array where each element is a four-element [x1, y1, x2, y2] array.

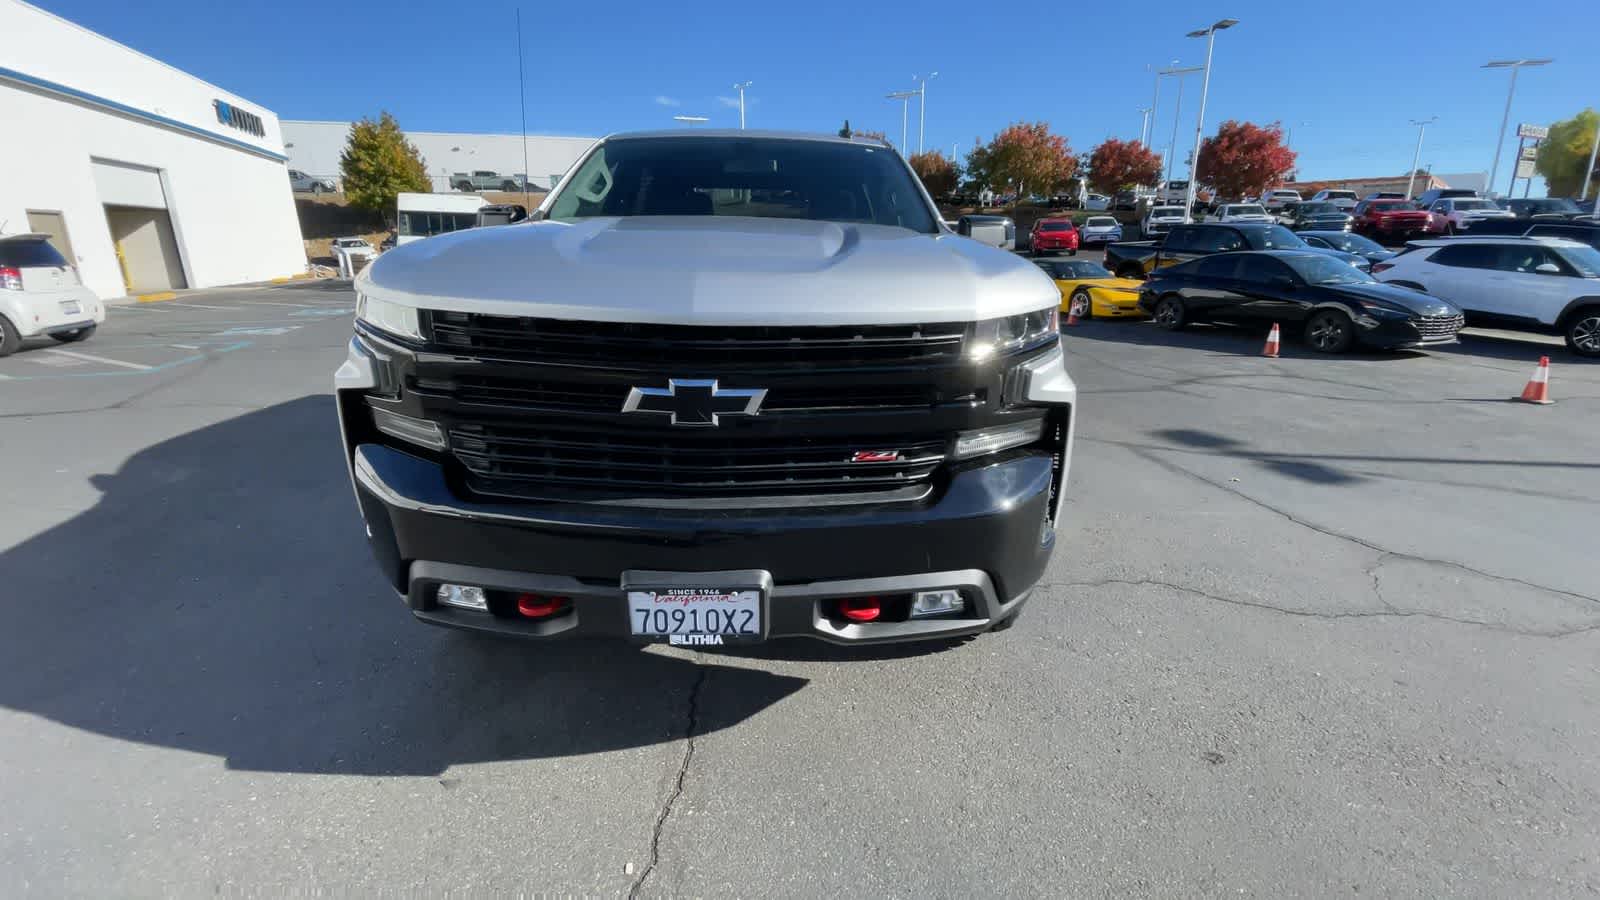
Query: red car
[[1351, 200, 1444, 245], [1030, 218, 1079, 256]]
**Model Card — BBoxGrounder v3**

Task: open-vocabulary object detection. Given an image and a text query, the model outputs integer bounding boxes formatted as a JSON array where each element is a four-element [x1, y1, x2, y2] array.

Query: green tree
[[339, 112, 430, 220], [1535, 109, 1600, 198], [908, 151, 958, 196]]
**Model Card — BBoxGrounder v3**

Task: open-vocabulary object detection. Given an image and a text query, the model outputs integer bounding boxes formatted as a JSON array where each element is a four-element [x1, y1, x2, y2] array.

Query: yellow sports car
[[1033, 259, 1146, 320]]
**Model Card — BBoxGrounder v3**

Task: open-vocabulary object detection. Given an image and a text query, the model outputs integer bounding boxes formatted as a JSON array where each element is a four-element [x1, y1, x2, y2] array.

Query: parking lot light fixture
[[1406, 117, 1438, 200], [1183, 19, 1238, 218], [732, 81, 753, 129], [1483, 59, 1552, 198], [887, 90, 916, 154], [672, 115, 709, 126]]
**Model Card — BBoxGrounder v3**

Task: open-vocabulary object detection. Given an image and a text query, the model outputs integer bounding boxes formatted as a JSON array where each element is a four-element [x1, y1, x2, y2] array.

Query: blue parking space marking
[[0, 341, 250, 381], [289, 307, 354, 318]]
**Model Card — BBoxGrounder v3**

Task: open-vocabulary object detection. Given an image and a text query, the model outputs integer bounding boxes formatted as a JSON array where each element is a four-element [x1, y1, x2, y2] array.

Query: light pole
[[1182, 18, 1239, 218], [1405, 117, 1437, 200], [1137, 107, 1152, 144], [1579, 112, 1600, 204], [732, 81, 752, 129], [913, 73, 938, 155], [1160, 66, 1203, 201], [887, 90, 915, 154], [672, 115, 709, 126], [1483, 59, 1552, 198], [1146, 60, 1177, 149]]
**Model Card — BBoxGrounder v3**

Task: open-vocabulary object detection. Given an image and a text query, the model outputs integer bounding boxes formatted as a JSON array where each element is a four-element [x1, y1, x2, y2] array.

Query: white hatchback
[[0, 234, 105, 356], [1374, 237, 1600, 356]]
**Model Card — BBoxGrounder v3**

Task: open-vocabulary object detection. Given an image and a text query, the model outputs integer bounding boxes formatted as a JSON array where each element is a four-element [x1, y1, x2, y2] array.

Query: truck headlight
[[969, 308, 1059, 360], [356, 292, 422, 341]]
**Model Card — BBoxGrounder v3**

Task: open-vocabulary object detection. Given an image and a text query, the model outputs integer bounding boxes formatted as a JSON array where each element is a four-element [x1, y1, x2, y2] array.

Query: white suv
[[1374, 237, 1600, 356], [0, 234, 106, 357], [1309, 189, 1359, 212], [1259, 189, 1303, 212], [1427, 197, 1514, 233]]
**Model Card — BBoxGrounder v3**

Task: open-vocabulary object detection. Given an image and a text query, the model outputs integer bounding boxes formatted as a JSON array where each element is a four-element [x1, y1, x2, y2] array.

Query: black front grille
[[449, 422, 948, 496], [1415, 313, 1465, 340], [426, 311, 966, 369], [411, 373, 956, 416]]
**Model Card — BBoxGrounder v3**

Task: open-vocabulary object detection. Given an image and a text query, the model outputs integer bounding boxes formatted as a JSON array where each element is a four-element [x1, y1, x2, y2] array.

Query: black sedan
[[1298, 230, 1397, 265], [1136, 250, 1464, 353], [1283, 202, 1353, 232]]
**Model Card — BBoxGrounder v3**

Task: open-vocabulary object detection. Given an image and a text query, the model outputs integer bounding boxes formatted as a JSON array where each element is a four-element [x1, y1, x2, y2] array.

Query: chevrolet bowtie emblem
[[621, 379, 767, 427]]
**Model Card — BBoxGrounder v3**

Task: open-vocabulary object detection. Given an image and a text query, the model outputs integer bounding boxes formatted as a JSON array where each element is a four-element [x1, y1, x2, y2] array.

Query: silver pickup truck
[[336, 130, 1078, 646], [450, 170, 529, 192]]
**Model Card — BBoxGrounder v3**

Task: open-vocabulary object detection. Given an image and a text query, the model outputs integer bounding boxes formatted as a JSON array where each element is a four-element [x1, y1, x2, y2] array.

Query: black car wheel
[[1565, 307, 1600, 357], [0, 315, 20, 357], [1069, 289, 1093, 320], [1153, 295, 1186, 330], [50, 325, 96, 344], [1305, 310, 1355, 353]]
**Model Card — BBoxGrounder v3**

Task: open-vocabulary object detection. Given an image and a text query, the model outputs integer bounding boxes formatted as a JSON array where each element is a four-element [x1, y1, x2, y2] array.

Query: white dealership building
[[0, 0, 305, 299], [282, 121, 596, 194]]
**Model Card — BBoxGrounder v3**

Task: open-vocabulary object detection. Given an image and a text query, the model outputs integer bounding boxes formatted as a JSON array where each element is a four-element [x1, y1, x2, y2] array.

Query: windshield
[[546, 137, 938, 233], [1556, 245, 1600, 277], [1036, 259, 1111, 279], [1084, 217, 1117, 227], [1283, 253, 1376, 285], [1229, 205, 1266, 215], [1038, 221, 1073, 232], [1151, 207, 1184, 217], [1521, 199, 1580, 213], [0, 238, 69, 268], [1316, 232, 1384, 253], [1325, 192, 1356, 200], [1371, 202, 1415, 212], [1454, 200, 1498, 211], [1254, 225, 1309, 250], [1166, 181, 1189, 189], [1300, 203, 1340, 214]]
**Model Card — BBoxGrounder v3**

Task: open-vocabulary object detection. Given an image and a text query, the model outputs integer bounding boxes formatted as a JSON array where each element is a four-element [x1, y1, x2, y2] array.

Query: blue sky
[[40, 0, 1598, 193]]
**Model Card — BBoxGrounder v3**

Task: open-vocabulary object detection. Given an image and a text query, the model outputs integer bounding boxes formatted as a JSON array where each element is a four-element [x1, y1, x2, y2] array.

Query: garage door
[[91, 159, 168, 209]]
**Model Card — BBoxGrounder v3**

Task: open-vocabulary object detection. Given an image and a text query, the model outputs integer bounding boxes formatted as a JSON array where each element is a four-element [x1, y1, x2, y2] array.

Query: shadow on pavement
[[1150, 427, 1364, 485], [0, 396, 806, 775]]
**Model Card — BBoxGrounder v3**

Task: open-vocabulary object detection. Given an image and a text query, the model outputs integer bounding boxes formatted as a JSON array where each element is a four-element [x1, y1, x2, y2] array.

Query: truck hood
[[360, 217, 1058, 326]]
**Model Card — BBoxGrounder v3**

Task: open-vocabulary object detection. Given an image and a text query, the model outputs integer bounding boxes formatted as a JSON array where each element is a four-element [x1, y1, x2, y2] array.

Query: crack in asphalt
[[1045, 577, 1600, 639], [629, 663, 707, 900], [1125, 445, 1600, 607]]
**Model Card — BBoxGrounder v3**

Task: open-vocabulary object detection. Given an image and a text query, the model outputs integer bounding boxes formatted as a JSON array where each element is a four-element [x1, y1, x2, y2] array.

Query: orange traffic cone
[[1063, 306, 1080, 327], [1516, 356, 1554, 404], [1262, 323, 1281, 358]]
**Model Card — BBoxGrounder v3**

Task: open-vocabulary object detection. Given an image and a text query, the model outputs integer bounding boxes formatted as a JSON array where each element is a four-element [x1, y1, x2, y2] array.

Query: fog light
[[909, 589, 964, 618], [952, 419, 1045, 460], [436, 584, 487, 611], [371, 406, 446, 450]]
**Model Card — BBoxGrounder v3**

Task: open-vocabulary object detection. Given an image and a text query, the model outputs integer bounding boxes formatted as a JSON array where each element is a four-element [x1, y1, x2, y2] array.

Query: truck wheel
[[501, 181, 518, 191], [1564, 306, 1600, 357], [0, 315, 20, 357], [454, 182, 472, 192], [1153, 295, 1186, 330], [51, 325, 96, 344], [312, 184, 324, 195]]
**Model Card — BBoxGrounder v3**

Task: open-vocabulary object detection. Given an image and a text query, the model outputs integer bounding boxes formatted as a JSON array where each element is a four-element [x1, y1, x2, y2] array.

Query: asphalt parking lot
[[2, 282, 1597, 895]]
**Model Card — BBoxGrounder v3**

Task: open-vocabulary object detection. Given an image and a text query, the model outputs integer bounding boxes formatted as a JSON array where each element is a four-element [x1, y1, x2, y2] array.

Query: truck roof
[[602, 128, 891, 147]]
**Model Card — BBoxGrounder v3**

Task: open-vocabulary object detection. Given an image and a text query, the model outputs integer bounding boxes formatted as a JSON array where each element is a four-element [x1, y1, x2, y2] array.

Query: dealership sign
[[213, 100, 264, 138], [1516, 123, 1548, 140]]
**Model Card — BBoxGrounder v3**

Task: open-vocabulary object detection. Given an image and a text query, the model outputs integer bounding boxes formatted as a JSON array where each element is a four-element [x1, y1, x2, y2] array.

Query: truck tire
[[0, 315, 21, 357], [454, 181, 472, 192], [501, 181, 518, 192]]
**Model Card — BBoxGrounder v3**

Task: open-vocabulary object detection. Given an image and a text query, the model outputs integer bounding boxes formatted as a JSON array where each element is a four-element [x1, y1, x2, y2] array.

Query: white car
[[1259, 190, 1303, 212], [1142, 206, 1189, 237], [1084, 194, 1110, 211], [1426, 197, 1515, 233], [0, 233, 106, 356], [330, 237, 376, 259], [1206, 203, 1274, 225], [289, 169, 337, 194], [1309, 189, 1359, 212], [1078, 215, 1124, 246], [1158, 180, 1190, 203], [1374, 236, 1600, 356]]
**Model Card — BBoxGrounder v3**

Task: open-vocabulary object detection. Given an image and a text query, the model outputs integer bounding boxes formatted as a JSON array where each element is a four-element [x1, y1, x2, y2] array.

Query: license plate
[[627, 587, 762, 643], [60, 301, 81, 315]]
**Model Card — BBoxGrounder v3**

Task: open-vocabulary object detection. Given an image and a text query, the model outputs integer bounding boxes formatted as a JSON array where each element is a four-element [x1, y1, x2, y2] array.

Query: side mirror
[[1535, 262, 1562, 275]]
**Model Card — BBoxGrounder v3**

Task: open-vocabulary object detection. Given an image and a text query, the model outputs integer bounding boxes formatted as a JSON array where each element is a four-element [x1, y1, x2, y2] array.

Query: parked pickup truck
[[336, 130, 1077, 646], [1103, 223, 1370, 279], [451, 170, 530, 192]]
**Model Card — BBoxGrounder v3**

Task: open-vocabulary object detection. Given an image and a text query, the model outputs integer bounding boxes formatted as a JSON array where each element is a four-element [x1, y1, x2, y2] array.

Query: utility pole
[[1583, 116, 1600, 203], [913, 73, 938, 155]]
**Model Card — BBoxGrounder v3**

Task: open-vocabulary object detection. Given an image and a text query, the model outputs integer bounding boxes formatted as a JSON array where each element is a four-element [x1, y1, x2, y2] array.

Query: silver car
[[288, 168, 337, 194]]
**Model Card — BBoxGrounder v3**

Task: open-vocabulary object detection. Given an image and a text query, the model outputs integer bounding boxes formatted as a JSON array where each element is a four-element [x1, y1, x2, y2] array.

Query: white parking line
[[168, 303, 233, 310], [170, 343, 200, 349], [235, 300, 318, 308], [44, 348, 153, 370]]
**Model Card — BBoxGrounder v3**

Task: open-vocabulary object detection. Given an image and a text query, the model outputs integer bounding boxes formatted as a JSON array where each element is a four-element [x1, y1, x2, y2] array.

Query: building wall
[[283, 121, 597, 192], [0, 0, 305, 299]]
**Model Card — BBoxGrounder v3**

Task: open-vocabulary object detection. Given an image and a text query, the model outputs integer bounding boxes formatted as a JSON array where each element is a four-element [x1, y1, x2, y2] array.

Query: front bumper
[[1354, 315, 1463, 349], [337, 338, 1077, 645]]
